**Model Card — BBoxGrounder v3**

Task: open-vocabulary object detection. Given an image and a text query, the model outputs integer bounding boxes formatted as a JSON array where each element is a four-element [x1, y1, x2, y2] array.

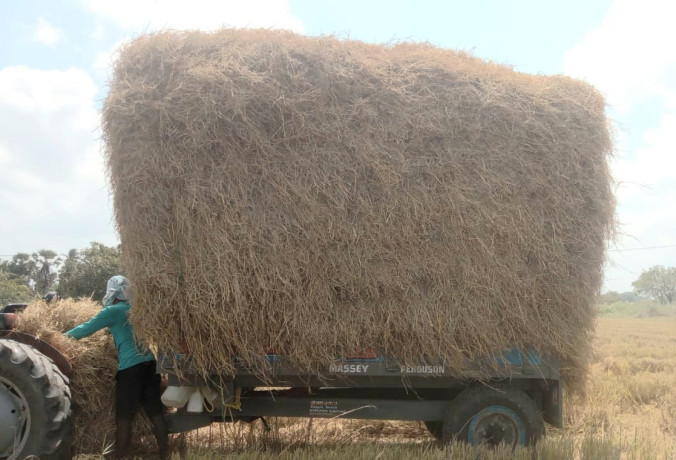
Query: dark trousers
[[115, 360, 163, 420]]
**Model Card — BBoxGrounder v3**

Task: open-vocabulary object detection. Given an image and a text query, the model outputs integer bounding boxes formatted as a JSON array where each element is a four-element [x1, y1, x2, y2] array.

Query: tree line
[[597, 265, 676, 306], [0, 242, 123, 305]]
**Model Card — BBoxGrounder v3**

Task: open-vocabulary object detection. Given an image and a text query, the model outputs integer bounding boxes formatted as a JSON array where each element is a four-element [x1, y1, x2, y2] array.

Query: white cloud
[[33, 17, 64, 46], [76, 141, 106, 187], [82, 0, 304, 33], [612, 113, 676, 190], [564, 0, 676, 292], [0, 145, 11, 163], [0, 67, 97, 119], [563, 0, 676, 113], [0, 66, 117, 255]]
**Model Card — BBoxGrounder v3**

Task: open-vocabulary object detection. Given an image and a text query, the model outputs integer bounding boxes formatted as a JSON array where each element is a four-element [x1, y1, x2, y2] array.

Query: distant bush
[[598, 299, 672, 317], [599, 291, 643, 304]]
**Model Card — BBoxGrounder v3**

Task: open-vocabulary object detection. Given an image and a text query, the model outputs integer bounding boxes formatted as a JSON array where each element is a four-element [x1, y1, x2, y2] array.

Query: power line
[[608, 244, 676, 252]]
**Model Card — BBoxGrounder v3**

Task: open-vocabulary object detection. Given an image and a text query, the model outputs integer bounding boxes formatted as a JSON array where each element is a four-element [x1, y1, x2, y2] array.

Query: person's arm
[[65, 307, 118, 339]]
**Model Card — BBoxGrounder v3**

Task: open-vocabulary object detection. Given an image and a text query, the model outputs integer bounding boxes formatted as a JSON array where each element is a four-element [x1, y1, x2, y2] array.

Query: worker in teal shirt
[[66, 275, 168, 459]]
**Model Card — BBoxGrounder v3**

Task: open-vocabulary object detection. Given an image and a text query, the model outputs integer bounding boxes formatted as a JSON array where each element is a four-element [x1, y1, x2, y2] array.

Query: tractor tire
[[0, 339, 73, 459], [442, 385, 543, 447]]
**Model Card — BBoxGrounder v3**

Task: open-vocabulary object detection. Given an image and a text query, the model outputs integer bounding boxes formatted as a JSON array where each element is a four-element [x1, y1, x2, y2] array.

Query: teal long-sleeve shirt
[[65, 302, 154, 371]]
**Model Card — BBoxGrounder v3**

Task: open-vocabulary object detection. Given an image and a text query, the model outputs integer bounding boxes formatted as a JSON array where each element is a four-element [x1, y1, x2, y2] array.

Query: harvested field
[[103, 29, 614, 384]]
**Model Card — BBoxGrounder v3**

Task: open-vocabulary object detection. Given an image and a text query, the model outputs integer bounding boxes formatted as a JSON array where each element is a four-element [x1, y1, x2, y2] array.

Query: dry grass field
[[80, 305, 676, 459], [146, 306, 674, 459]]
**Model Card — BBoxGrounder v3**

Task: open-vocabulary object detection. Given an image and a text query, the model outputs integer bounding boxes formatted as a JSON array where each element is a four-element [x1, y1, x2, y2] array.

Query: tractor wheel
[[442, 385, 543, 447], [0, 339, 73, 459]]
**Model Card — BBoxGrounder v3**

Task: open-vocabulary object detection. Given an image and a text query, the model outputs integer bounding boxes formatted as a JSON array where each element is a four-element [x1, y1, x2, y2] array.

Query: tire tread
[[0, 338, 73, 459]]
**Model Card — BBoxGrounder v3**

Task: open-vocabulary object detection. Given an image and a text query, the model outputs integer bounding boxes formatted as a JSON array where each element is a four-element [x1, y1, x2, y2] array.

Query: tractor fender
[[0, 330, 72, 378]]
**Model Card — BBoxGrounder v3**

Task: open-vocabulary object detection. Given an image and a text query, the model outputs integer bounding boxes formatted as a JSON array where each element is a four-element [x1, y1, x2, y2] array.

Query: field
[[87, 304, 676, 459]]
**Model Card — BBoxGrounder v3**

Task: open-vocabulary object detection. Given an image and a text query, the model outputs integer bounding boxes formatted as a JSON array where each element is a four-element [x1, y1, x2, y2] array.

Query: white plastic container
[[161, 386, 194, 408], [186, 388, 204, 413]]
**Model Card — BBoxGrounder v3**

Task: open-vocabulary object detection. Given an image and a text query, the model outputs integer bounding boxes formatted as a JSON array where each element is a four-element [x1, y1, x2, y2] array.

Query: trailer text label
[[400, 365, 445, 374], [329, 364, 370, 373], [309, 400, 343, 416]]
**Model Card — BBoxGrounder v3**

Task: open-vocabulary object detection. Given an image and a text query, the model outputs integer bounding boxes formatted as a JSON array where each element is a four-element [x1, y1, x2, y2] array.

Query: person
[[65, 275, 168, 459], [43, 291, 59, 304]]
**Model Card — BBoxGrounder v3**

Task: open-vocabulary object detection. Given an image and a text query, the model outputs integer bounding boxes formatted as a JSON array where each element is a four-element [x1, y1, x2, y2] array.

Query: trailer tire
[[442, 385, 543, 447], [0, 339, 73, 459]]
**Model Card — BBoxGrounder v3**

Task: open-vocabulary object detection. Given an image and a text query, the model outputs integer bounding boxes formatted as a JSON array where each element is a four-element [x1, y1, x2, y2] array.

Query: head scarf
[[102, 275, 130, 307]]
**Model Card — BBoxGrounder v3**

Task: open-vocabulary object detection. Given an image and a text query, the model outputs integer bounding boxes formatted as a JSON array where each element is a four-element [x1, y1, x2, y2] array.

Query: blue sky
[[0, 0, 674, 292]]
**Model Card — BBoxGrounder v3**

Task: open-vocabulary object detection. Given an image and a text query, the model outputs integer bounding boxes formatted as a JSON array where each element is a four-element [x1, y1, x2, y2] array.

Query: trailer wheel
[[442, 385, 543, 447], [0, 339, 73, 459]]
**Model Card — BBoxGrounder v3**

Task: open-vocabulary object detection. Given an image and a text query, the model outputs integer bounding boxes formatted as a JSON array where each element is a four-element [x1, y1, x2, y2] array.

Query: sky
[[0, 0, 674, 292]]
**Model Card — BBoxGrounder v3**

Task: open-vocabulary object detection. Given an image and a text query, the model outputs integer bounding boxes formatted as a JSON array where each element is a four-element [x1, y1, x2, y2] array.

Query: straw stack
[[103, 29, 614, 387]]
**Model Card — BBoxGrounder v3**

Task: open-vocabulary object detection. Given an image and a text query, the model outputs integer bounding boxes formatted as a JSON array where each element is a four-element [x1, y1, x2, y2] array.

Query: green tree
[[32, 250, 63, 294], [1, 253, 36, 281], [57, 242, 123, 300], [632, 266, 676, 304], [0, 270, 33, 305], [0, 250, 63, 295]]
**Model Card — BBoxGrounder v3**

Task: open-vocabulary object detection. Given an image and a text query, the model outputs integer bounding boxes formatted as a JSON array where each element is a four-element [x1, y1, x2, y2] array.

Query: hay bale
[[15, 299, 154, 454], [103, 29, 614, 386]]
